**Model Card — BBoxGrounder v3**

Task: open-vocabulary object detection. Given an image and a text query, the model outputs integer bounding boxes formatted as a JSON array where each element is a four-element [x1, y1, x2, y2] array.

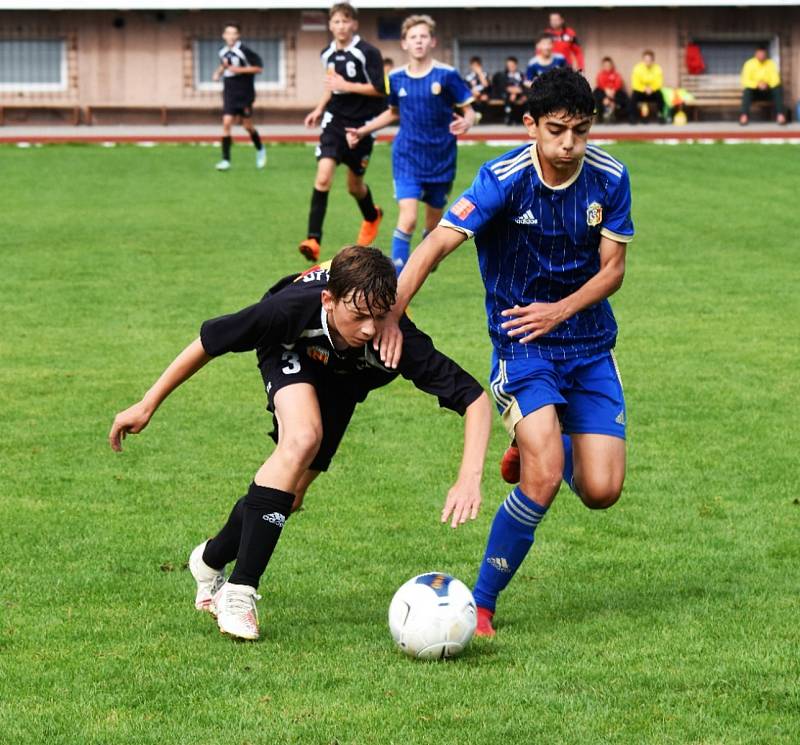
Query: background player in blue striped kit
[[377, 67, 634, 637], [346, 14, 475, 273]]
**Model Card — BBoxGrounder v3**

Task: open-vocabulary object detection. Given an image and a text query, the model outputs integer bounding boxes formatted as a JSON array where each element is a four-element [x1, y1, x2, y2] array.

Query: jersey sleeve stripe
[[600, 227, 634, 243], [491, 148, 531, 175], [456, 95, 475, 107], [586, 145, 624, 171], [584, 154, 623, 178], [496, 158, 533, 182], [440, 218, 474, 238]]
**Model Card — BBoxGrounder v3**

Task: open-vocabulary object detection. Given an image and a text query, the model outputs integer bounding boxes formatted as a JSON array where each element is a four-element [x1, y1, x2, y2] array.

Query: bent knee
[[579, 483, 623, 510], [280, 427, 322, 465]]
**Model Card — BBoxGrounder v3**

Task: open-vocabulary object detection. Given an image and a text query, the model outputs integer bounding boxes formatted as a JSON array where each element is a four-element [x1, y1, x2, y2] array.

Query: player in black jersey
[[212, 23, 267, 172], [108, 246, 491, 641], [300, 3, 386, 262]]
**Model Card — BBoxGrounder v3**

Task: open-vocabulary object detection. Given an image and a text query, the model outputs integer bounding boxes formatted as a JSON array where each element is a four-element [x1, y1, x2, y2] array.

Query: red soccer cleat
[[475, 606, 496, 638], [500, 443, 520, 484], [298, 237, 320, 262]]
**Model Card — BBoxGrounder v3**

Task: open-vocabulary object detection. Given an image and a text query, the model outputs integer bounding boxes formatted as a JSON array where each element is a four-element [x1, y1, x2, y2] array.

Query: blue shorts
[[393, 178, 452, 209], [489, 350, 626, 440]]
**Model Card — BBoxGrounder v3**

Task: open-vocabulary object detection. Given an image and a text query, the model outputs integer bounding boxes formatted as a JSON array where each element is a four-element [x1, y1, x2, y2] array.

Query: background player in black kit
[[212, 23, 267, 172], [300, 4, 386, 262], [108, 246, 491, 641]]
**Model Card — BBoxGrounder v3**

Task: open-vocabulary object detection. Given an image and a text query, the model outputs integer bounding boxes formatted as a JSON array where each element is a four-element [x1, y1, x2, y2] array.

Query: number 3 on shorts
[[281, 351, 301, 375]]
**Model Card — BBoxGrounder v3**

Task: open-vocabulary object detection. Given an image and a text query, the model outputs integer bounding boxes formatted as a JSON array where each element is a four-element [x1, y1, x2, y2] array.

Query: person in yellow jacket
[[740, 46, 786, 125], [629, 50, 665, 124]]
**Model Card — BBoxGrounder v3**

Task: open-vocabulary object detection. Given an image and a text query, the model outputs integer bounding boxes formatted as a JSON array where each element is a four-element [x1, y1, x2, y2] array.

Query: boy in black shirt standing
[[109, 246, 491, 641], [300, 3, 385, 262], [213, 23, 267, 171]]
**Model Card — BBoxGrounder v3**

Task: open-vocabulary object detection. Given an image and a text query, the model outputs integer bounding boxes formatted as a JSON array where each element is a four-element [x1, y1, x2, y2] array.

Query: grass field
[[1, 140, 799, 744]]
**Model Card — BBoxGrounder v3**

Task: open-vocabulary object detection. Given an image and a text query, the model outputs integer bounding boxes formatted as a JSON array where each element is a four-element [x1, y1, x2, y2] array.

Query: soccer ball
[[388, 572, 477, 660]]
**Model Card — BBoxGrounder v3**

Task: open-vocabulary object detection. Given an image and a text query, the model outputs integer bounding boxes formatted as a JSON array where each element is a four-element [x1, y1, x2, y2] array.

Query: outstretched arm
[[440, 391, 492, 528], [377, 226, 468, 368], [108, 338, 211, 451], [346, 107, 399, 147]]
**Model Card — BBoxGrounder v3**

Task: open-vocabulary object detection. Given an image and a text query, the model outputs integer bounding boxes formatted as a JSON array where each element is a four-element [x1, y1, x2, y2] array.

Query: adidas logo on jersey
[[398, 87, 408, 97], [513, 209, 538, 225], [487, 557, 511, 573]]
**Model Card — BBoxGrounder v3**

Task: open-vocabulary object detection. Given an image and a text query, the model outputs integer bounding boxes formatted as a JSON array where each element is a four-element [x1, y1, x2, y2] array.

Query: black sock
[[308, 188, 329, 242], [250, 129, 262, 150], [222, 136, 232, 161], [202, 496, 245, 570], [228, 483, 294, 589], [356, 185, 378, 223]]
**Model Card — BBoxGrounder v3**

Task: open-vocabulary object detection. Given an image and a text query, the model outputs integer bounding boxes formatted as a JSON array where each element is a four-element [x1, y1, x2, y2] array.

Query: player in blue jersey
[[377, 67, 634, 637], [345, 14, 475, 273], [525, 35, 567, 86]]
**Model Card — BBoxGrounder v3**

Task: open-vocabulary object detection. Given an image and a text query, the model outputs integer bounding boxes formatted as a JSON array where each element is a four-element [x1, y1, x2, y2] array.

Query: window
[[693, 37, 779, 75], [194, 38, 285, 91], [0, 38, 67, 91], [455, 41, 536, 86]]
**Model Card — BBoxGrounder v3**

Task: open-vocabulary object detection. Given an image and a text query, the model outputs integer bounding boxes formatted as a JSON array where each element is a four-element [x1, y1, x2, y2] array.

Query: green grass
[[1, 140, 799, 744]]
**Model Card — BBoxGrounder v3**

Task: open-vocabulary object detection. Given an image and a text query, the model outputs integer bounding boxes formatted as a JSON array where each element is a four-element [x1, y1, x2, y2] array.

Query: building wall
[[0, 6, 797, 120]]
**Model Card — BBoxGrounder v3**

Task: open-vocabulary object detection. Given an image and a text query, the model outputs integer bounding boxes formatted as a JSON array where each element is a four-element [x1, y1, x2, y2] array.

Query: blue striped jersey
[[388, 61, 473, 183], [441, 143, 634, 361]]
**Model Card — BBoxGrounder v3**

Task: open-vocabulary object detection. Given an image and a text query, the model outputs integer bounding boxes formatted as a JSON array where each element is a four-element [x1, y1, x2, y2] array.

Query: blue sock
[[473, 487, 548, 612], [391, 228, 412, 273], [562, 434, 577, 494]]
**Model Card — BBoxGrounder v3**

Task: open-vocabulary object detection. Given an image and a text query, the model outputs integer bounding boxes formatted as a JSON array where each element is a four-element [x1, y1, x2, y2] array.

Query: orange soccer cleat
[[356, 206, 383, 246], [500, 443, 521, 484], [475, 606, 496, 638], [298, 238, 320, 262]]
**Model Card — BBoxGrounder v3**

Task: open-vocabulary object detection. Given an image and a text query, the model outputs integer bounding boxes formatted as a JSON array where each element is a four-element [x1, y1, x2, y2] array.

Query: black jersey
[[219, 41, 262, 102], [200, 267, 483, 415], [320, 35, 386, 124]]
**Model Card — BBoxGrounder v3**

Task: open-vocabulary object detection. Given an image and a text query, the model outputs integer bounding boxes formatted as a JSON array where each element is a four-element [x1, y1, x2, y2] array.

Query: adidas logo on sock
[[262, 512, 286, 527], [514, 209, 538, 226], [487, 556, 511, 573]]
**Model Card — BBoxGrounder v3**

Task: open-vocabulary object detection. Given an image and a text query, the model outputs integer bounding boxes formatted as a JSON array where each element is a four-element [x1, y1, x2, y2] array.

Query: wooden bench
[[681, 73, 776, 120], [0, 103, 80, 126]]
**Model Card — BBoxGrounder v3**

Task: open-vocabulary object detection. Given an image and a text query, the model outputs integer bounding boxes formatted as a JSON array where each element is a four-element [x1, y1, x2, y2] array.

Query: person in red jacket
[[544, 12, 584, 71], [593, 56, 629, 123]]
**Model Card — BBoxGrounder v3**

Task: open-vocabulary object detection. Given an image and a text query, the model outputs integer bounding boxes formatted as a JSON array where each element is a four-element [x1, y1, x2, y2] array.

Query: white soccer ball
[[388, 572, 477, 660]]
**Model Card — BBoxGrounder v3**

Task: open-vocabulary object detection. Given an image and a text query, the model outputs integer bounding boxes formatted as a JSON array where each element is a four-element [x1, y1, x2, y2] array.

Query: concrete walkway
[[1, 121, 798, 143]]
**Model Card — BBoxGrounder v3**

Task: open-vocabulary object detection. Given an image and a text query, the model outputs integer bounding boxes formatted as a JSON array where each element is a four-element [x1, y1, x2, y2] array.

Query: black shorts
[[316, 113, 374, 176], [259, 348, 388, 472], [223, 90, 254, 118]]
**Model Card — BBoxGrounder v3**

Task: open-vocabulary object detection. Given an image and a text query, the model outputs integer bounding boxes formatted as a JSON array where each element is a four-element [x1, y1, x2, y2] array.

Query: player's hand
[[324, 72, 349, 93], [109, 401, 153, 452], [304, 109, 322, 128], [441, 476, 481, 529], [449, 113, 471, 136], [345, 127, 362, 149], [501, 302, 568, 343], [375, 313, 403, 369], [212, 71, 221, 82]]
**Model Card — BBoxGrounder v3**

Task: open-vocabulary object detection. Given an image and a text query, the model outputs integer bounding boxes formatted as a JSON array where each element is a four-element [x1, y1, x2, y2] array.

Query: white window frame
[[0, 38, 68, 92], [193, 37, 286, 92]]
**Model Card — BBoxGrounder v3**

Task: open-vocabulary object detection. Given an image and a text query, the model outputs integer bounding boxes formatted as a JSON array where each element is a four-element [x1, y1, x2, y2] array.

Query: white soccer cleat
[[216, 159, 231, 171], [256, 148, 267, 170], [212, 582, 261, 641], [188, 541, 226, 614]]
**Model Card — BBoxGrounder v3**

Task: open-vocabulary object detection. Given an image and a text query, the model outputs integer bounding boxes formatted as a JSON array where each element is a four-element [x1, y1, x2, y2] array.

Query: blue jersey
[[525, 54, 567, 82], [388, 62, 473, 183], [441, 143, 634, 361]]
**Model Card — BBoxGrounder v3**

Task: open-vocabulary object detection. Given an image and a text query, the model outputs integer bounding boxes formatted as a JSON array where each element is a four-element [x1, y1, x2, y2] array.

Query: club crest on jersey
[[307, 345, 330, 365], [586, 202, 603, 227], [431, 81, 442, 95], [451, 197, 476, 220]]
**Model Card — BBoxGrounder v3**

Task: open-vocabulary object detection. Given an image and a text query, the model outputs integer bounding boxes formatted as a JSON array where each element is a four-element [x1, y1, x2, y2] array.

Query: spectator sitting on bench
[[464, 56, 491, 120], [525, 35, 566, 87], [492, 56, 526, 126], [629, 50, 665, 124], [593, 56, 629, 123], [739, 45, 786, 126]]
